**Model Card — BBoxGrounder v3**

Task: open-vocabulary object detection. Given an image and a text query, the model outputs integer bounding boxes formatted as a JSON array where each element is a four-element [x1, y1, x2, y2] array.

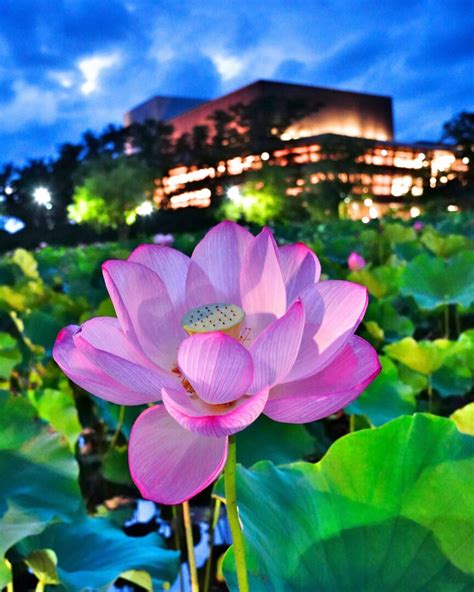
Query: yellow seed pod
[[181, 303, 245, 338]]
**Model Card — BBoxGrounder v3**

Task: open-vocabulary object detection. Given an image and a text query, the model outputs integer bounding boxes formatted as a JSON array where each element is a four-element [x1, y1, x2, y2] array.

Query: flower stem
[[444, 305, 449, 339], [427, 378, 433, 412], [109, 405, 125, 449], [182, 501, 199, 592], [35, 581, 45, 592], [172, 505, 184, 592], [349, 414, 355, 433], [203, 497, 222, 592], [224, 435, 249, 592]]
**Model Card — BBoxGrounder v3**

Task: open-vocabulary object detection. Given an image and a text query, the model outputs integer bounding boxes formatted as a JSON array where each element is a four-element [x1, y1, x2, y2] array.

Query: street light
[[33, 187, 52, 206], [136, 200, 154, 216]]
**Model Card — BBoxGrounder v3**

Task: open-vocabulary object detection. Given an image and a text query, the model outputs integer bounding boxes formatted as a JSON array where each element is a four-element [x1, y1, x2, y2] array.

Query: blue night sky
[[1, 0, 473, 164]]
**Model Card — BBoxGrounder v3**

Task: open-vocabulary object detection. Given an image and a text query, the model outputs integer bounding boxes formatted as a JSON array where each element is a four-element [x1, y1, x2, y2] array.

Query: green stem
[[203, 498, 222, 592], [454, 305, 461, 337], [443, 305, 449, 339], [172, 505, 184, 592], [224, 435, 249, 592], [182, 501, 199, 592], [109, 405, 125, 449], [5, 559, 13, 592], [35, 580, 45, 592], [349, 414, 355, 433], [427, 378, 433, 412]]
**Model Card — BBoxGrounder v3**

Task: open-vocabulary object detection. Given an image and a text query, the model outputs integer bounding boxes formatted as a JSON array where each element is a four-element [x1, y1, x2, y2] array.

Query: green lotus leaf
[[385, 337, 453, 375], [102, 445, 132, 485], [0, 392, 41, 450], [349, 265, 401, 299], [451, 403, 474, 436], [218, 415, 474, 591], [0, 333, 22, 379], [346, 356, 416, 425], [11, 248, 40, 279], [365, 300, 414, 342], [19, 516, 179, 592], [401, 251, 474, 309], [421, 229, 473, 258], [383, 223, 417, 244], [28, 388, 82, 450], [236, 415, 320, 467]]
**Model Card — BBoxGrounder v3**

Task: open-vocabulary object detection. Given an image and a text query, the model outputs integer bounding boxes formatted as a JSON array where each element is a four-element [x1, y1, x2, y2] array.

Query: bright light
[[4, 186, 13, 195], [1, 216, 25, 234], [33, 187, 52, 206], [362, 216, 370, 224], [462, 156, 470, 164], [364, 198, 373, 207], [447, 204, 459, 212], [410, 206, 421, 218], [227, 186, 242, 202], [343, 197, 351, 203], [440, 176, 448, 184], [217, 164, 226, 173], [380, 149, 388, 156], [418, 153, 425, 159], [261, 152, 270, 161], [136, 201, 154, 216], [369, 206, 379, 219]]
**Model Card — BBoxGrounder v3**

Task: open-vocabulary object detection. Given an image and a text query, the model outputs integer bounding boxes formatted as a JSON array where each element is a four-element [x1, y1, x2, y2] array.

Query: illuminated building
[[125, 80, 466, 218]]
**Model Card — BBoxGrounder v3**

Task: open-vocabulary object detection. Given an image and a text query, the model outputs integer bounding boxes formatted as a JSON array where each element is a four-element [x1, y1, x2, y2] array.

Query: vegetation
[[0, 213, 472, 589]]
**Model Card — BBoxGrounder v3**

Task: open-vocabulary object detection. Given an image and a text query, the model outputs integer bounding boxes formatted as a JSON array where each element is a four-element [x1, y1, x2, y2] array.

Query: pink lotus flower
[[348, 251, 366, 271], [413, 221, 424, 232], [153, 233, 174, 247], [53, 222, 380, 504]]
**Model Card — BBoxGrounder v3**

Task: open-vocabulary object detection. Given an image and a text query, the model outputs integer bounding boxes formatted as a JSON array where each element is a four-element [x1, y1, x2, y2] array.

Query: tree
[[68, 156, 154, 240], [442, 112, 474, 152]]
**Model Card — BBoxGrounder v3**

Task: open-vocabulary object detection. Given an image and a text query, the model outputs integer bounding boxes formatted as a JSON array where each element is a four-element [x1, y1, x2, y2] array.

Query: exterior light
[[227, 186, 242, 202], [440, 176, 448, 184], [4, 186, 13, 195], [364, 198, 373, 207], [381, 149, 388, 156], [261, 152, 270, 161], [33, 186, 52, 206], [462, 157, 470, 164], [410, 206, 421, 218], [136, 201, 154, 216], [418, 153, 425, 159], [369, 206, 378, 219], [362, 216, 370, 224], [447, 204, 459, 212]]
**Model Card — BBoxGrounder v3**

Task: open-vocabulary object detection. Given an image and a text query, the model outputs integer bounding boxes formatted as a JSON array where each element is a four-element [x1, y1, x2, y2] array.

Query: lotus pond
[[0, 214, 473, 591]]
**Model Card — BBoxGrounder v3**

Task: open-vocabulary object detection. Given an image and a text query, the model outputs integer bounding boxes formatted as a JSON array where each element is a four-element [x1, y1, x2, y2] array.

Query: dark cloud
[[0, 0, 472, 163]]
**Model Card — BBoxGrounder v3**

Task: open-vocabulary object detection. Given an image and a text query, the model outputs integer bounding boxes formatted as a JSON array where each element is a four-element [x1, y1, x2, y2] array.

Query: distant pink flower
[[348, 252, 366, 271], [153, 233, 174, 247], [54, 222, 380, 504], [413, 221, 424, 232]]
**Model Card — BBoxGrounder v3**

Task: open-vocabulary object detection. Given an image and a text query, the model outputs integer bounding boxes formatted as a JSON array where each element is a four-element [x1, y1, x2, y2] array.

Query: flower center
[[181, 302, 245, 339]]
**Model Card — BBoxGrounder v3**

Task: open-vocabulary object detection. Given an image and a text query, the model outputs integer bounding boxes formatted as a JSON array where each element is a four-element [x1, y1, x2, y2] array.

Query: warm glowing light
[[440, 176, 448, 184], [418, 153, 425, 159], [391, 176, 412, 197], [410, 206, 421, 218], [136, 201, 154, 216], [364, 198, 373, 207], [362, 216, 370, 224], [227, 186, 241, 202], [170, 188, 212, 209], [261, 152, 270, 161], [462, 156, 470, 164], [381, 149, 388, 156], [217, 164, 226, 173], [447, 204, 459, 212], [33, 187, 52, 206]]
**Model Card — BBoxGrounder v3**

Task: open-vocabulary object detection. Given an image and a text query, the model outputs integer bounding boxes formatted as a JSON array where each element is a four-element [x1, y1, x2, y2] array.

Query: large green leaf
[[236, 415, 319, 467], [365, 300, 414, 342], [218, 415, 474, 591], [346, 356, 416, 425], [0, 392, 41, 450], [401, 251, 474, 309], [421, 229, 473, 258], [19, 516, 179, 592], [348, 265, 401, 299]]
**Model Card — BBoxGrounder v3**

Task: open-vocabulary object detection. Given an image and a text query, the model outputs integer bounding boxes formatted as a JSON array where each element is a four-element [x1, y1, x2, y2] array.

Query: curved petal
[[240, 228, 286, 336], [74, 317, 174, 399], [185, 260, 218, 310], [102, 260, 185, 371], [279, 243, 321, 303], [162, 385, 269, 438], [53, 325, 162, 405], [190, 221, 253, 305], [128, 245, 190, 317], [249, 300, 305, 392], [129, 405, 228, 504], [286, 280, 368, 382], [177, 332, 253, 404], [264, 336, 381, 423]]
